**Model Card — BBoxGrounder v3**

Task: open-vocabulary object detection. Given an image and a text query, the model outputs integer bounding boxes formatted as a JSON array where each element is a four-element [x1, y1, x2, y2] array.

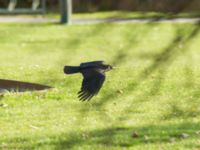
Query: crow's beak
[[112, 66, 117, 69], [109, 65, 113, 70]]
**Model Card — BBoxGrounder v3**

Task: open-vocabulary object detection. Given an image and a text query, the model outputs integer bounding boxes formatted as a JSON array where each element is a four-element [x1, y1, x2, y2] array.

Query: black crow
[[64, 61, 112, 101]]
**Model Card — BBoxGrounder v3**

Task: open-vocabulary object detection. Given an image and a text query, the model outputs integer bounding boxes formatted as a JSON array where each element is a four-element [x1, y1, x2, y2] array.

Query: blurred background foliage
[[0, 0, 200, 13]]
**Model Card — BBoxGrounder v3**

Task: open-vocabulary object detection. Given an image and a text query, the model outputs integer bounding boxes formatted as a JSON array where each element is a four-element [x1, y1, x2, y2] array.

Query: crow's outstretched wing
[[80, 61, 104, 68], [78, 69, 105, 101]]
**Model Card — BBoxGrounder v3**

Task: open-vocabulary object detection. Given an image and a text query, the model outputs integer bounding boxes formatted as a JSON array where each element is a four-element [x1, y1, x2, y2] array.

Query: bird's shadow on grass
[[1, 121, 200, 149]]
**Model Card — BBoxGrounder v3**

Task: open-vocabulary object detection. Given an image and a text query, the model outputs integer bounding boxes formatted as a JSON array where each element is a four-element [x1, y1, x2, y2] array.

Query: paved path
[[0, 16, 56, 23], [0, 16, 199, 24], [73, 17, 200, 24]]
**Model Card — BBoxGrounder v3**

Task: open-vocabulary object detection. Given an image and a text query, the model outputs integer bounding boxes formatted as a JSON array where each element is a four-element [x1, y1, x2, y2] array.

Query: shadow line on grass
[[55, 122, 200, 149]]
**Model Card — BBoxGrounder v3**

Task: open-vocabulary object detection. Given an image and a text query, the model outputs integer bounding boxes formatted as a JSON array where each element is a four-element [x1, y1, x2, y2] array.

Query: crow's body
[[64, 61, 112, 101]]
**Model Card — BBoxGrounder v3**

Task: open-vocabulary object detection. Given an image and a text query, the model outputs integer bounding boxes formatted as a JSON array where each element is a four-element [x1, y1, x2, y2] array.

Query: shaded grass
[[0, 21, 200, 150]]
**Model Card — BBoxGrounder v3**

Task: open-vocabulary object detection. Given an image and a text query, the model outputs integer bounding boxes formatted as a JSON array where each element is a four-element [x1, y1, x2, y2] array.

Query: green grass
[[0, 21, 200, 150]]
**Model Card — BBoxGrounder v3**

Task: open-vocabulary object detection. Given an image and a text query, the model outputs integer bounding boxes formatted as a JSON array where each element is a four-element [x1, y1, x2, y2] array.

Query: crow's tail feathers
[[64, 66, 80, 74]]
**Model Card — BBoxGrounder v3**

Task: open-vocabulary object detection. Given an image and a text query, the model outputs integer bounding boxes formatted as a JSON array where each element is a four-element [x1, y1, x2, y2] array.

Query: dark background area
[[0, 0, 200, 13]]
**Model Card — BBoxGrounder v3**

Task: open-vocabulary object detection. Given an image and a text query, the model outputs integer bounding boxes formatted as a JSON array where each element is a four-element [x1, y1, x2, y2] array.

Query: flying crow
[[64, 61, 112, 101]]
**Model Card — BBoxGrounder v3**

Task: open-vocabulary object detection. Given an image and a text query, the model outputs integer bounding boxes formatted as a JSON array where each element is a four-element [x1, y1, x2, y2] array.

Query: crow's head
[[100, 64, 113, 72]]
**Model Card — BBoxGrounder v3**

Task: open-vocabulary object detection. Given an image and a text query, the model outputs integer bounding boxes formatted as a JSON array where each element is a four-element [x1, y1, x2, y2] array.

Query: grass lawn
[[0, 20, 200, 150]]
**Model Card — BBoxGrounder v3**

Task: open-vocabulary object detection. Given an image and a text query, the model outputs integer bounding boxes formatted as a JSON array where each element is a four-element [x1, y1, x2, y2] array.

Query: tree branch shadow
[[94, 20, 200, 109], [2, 121, 199, 149]]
